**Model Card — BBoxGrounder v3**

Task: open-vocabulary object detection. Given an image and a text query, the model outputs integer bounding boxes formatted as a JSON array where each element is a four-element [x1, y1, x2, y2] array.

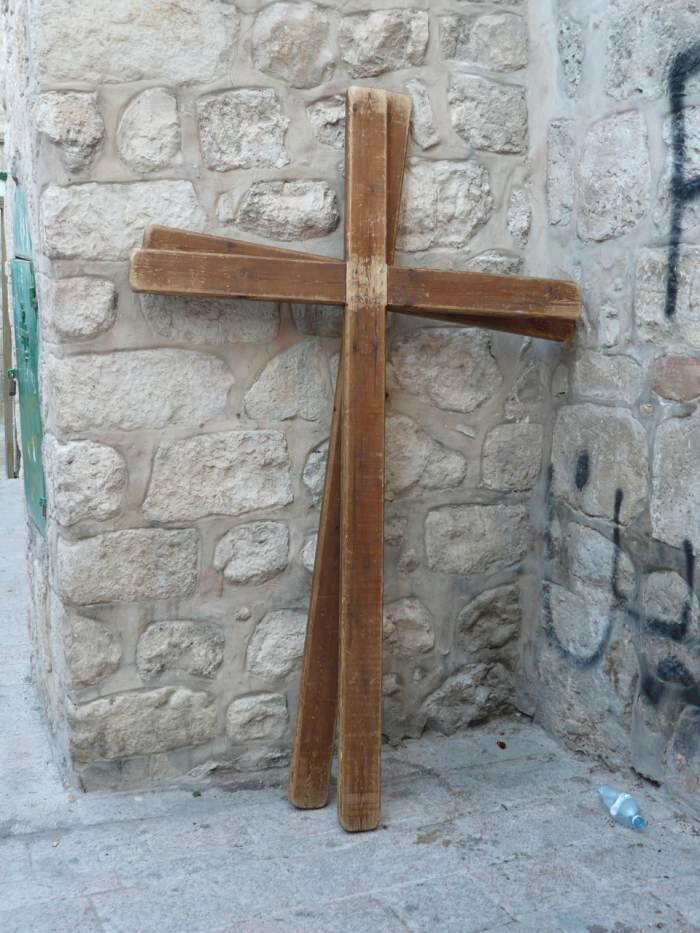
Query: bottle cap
[[632, 814, 645, 830]]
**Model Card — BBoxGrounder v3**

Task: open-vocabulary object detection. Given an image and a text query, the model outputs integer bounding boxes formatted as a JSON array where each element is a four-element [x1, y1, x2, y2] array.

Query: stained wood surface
[[337, 87, 388, 833], [143, 225, 335, 264], [289, 91, 412, 812]]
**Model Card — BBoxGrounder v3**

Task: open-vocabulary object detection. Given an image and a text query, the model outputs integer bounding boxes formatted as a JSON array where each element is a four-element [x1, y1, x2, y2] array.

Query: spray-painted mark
[[575, 450, 590, 491], [665, 43, 700, 319]]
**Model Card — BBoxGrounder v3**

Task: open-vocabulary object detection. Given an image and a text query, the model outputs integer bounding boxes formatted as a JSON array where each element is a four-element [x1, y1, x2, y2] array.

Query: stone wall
[[5, 0, 546, 790], [527, 0, 700, 812]]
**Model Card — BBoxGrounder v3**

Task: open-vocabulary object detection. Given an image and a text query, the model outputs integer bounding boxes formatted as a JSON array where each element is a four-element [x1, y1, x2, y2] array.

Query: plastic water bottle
[[598, 785, 645, 831]]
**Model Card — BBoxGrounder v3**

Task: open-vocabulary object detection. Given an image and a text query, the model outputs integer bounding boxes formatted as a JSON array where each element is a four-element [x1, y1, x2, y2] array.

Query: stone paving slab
[[1, 473, 699, 932]]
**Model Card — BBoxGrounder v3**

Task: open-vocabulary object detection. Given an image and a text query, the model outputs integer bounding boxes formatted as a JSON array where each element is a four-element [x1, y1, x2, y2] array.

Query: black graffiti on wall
[[665, 43, 700, 319]]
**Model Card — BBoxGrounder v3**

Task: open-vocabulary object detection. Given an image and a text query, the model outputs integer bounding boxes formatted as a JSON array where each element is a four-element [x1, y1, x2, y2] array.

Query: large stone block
[[226, 693, 288, 742], [397, 158, 493, 251], [302, 439, 328, 507], [642, 571, 698, 634], [571, 352, 644, 405], [405, 79, 439, 150], [449, 74, 528, 154], [34, 0, 238, 85], [214, 522, 289, 585], [652, 409, 700, 548], [291, 304, 343, 337], [338, 10, 429, 78], [383, 598, 435, 656], [43, 436, 127, 526], [68, 687, 218, 761], [635, 247, 700, 350], [391, 328, 502, 413], [141, 295, 280, 345], [421, 664, 513, 734], [507, 188, 531, 246], [440, 13, 527, 72], [246, 609, 307, 679], [136, 621, 225, 680], [222, 180, 339, 242], [577, 112, 650, 242], [117, 88, 181, 173], [606, 0, 700, 101], [558, 16, 584, 97], [41, 181, 205, 260], [551, 404, 648, 524], [651, 356, 700, 401], [64, 614, 121, 688], [57, 529, 199, 605], [566, 524, 634, 597], [143, 431, 293, 522], [425, 504, 530, 575], [547, 119, 575, 226], [655, 107, 700, 236], [545, 584, 610, 663], [252, 3, 333, 88], [456, 584, 521, 656], [305, 96, 345, 149], [244, 340, 330, 422], [39, 275, 116, 341], [197, 89, 289, 171], [386, 414, 466, 499], [34, 91, 104, 171], [47, 349, 233, 433], [482, 423, 543, 492]]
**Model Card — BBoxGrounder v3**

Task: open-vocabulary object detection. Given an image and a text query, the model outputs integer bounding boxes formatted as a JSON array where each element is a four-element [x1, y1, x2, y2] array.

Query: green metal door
[[10, 256, 46, 534]]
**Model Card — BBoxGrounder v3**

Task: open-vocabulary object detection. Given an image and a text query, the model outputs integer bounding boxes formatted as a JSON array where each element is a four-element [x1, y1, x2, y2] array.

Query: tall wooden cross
[[130, 87, 581, 833]]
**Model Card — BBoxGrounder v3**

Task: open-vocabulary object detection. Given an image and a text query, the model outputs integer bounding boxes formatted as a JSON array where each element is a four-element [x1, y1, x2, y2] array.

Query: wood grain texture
[[289, 91, 412, 812], [143, 224, 335, 264], [338, 86, 389, 833]]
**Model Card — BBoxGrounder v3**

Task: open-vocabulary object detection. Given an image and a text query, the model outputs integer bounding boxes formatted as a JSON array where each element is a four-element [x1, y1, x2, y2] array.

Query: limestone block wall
[[527, 0, 700, 811], [5, 0, 551, 790]]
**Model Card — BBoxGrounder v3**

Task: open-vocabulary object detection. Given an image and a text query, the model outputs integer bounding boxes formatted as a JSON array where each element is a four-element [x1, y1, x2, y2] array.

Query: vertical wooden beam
[[288, 92, 410, 814], [337, 87, 388, 832]]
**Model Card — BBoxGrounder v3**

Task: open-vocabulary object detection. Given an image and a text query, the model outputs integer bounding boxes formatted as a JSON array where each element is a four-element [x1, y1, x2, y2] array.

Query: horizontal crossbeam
[[130, 248, 579, 342]]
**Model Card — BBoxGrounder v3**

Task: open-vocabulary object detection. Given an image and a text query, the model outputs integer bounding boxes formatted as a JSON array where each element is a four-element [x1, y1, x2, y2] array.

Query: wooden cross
[[130, 87, 581, 833]]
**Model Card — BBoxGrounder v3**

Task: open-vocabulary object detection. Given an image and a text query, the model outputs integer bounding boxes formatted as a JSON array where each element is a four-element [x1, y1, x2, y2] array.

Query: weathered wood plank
[[143, 224, 336, 264], [337, 86, 388, 833], [289, 91, 412, 812]]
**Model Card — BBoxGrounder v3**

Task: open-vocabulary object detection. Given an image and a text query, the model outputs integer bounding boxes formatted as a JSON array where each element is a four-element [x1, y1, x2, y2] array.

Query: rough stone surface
[[136, 621, 224, 681], [482, 423, 544, 491], [141, 295, 279, 345], [449, 74, 528, 154], [547, 119, 575, 226], [225, 180, 339, 241], [398, 159, 493, 251], [558, 16, 584, 96], [226, 693, 288, 743], [421, 666, 513, 734], [456, 585, 521, 656], [546, 584, 610, 663], [566, 524, 635, 597], [41, 181, 206, 260], [301, 535, 317, 573], [386, 414, 466, 499], [425, 504, 530, 575], [34, 0, 239, 85], [551, 404, 648, 525], [605, 0, 700, 101], [466, 251, 524, 276], [69, 687, 217, 761], [246, 610, 307, 680], [383, 598, 435, 657], [507, 188, 532, 246], [302, 440, 328, 507], [291, 304, 342, 337], [651, 356, 700, 401], [64, 614, 121, 688], [305, 96, 345, 149], [43, 436, 127, 526], [440, 13, 528, 72], [252, 3, 333, 89], [197, 89, 289, 171], [391, 328, 502, 413], [57, 529, 199, 605], [41, 275, 116, 341], [214, 522, 289, 585], [338, 11, 429, 78], [244, 340, 329, 422], [117, 88, 181, 173], [643, 572, 699, 633], [405, 79, 439, 150], [34, 91, 104, 171], [635, 248, 700, 350], [652, 409, 700, 548], [577, 112, 650, 242], [47, 349, 233, 433], [571, 352, 644, 405], [144, 432, 293, 522], [656, 107, 700, 236]]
